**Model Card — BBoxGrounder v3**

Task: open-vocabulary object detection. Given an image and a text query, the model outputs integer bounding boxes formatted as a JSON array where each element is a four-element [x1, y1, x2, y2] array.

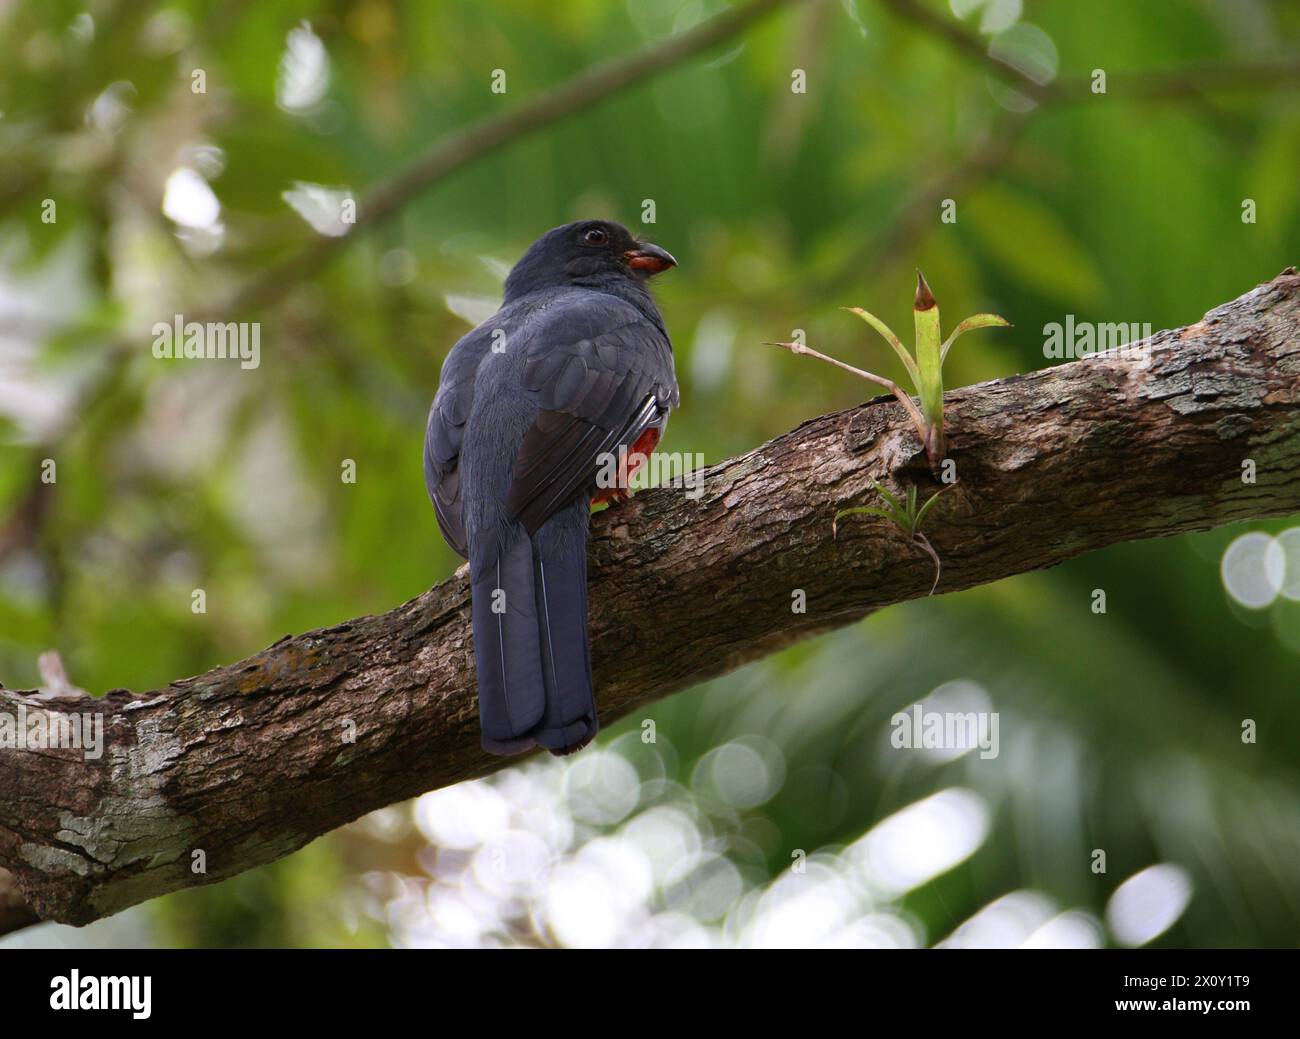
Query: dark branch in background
[[34, 0, 1299, 446], [225, 0, 803, 313], [822, 0, 1300, 297], [8, 0, 804, 562], [883, 0, 1300, 103], [881, 0, 1042, 91], [64, 0, 805, 391], [2, 270, 1299, 933]]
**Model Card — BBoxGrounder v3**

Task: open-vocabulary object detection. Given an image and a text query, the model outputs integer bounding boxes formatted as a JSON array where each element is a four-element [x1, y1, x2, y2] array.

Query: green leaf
[[832, 505, 896, 538], [911, 273, 943, 428], [870, 480, 904, 513], [911, 487, 947, 532], [941, 313, 1012, 364], [842, 307, 921, 388]]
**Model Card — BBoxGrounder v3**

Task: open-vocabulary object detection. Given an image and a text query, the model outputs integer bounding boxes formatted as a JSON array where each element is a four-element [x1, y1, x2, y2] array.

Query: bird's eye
[[582, 228, 608, 246]]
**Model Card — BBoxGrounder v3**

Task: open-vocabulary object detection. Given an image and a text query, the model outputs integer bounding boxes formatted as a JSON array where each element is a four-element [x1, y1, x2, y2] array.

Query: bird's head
[[503, 220, 676, 301]]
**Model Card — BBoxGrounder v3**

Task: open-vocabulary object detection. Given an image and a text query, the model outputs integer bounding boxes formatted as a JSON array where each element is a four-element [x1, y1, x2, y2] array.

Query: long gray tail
[[470, 507, 597, 756]]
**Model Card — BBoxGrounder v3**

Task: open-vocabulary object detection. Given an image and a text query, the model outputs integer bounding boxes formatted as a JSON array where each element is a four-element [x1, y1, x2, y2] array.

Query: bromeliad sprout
[[834, 481, 948, 596], [768, 272, 1011, 472]]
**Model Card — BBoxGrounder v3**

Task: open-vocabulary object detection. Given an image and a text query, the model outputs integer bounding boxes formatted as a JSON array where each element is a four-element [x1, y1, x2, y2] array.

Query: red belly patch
[[591, 427, 660, 506]]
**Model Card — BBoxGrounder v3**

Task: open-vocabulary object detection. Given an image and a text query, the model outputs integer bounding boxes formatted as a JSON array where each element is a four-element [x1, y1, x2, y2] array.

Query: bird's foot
[[591, 487, 632, 507]]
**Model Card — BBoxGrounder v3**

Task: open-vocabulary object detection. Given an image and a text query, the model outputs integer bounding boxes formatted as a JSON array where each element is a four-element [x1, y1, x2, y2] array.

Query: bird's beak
[[624, 242, 677, 276]]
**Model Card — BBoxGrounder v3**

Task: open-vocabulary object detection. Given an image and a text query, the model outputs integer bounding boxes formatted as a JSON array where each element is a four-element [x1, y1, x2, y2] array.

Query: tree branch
[[0, 869, 40, 935], [225, 0, 804, 313], [25, 0, 804, 470], [3, 269, 1299, 932], [881, 0, 1300, 103], [822, 2, 1300, 298]]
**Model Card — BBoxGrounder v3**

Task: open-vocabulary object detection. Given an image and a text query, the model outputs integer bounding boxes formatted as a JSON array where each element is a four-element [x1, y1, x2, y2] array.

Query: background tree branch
[[2, 268, 1298, 934], [225, 0, 804, 313], [823, 3, 1300, 299], [8, 0, 803, 536]]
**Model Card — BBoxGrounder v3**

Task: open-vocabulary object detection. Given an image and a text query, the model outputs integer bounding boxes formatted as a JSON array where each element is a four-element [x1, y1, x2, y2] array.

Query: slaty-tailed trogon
[[424, 220, 679, 756]]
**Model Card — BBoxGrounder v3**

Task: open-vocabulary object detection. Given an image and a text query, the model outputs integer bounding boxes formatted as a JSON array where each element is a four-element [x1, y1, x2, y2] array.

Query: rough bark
[[0, 869, 38, 934], [2, 270, 1298, 931]]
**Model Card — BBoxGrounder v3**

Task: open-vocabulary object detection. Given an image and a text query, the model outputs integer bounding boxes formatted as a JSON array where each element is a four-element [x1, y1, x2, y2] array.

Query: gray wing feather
[[504, 295, 677, 531], [425, 324, 496, 558]]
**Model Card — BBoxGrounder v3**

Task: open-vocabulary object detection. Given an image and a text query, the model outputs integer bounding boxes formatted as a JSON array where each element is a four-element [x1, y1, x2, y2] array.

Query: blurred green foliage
[[3, 0, 1300, 947]]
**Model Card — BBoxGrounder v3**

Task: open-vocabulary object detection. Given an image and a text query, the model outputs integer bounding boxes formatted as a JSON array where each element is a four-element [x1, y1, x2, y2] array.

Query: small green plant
[[833, 481, 948, 596], [768, 271, 1010, 472]]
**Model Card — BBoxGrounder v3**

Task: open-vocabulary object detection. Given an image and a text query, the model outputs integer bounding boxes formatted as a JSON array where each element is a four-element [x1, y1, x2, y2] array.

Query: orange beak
[[624, 242, 677, 276]]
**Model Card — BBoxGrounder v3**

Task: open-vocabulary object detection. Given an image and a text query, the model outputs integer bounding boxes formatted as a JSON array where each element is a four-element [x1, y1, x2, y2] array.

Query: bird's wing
[[424, 323, 496, 557], [505, 293, 677, 533]]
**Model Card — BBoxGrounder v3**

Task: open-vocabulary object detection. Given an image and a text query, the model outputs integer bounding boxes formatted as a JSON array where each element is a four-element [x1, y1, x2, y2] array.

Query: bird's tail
[[530, 516, 598, 755], [470, 511, 597, 756]]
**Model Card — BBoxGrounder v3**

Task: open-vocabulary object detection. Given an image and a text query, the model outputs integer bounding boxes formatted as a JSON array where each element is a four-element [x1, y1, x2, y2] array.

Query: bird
[[424, 220, 679, 757]]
